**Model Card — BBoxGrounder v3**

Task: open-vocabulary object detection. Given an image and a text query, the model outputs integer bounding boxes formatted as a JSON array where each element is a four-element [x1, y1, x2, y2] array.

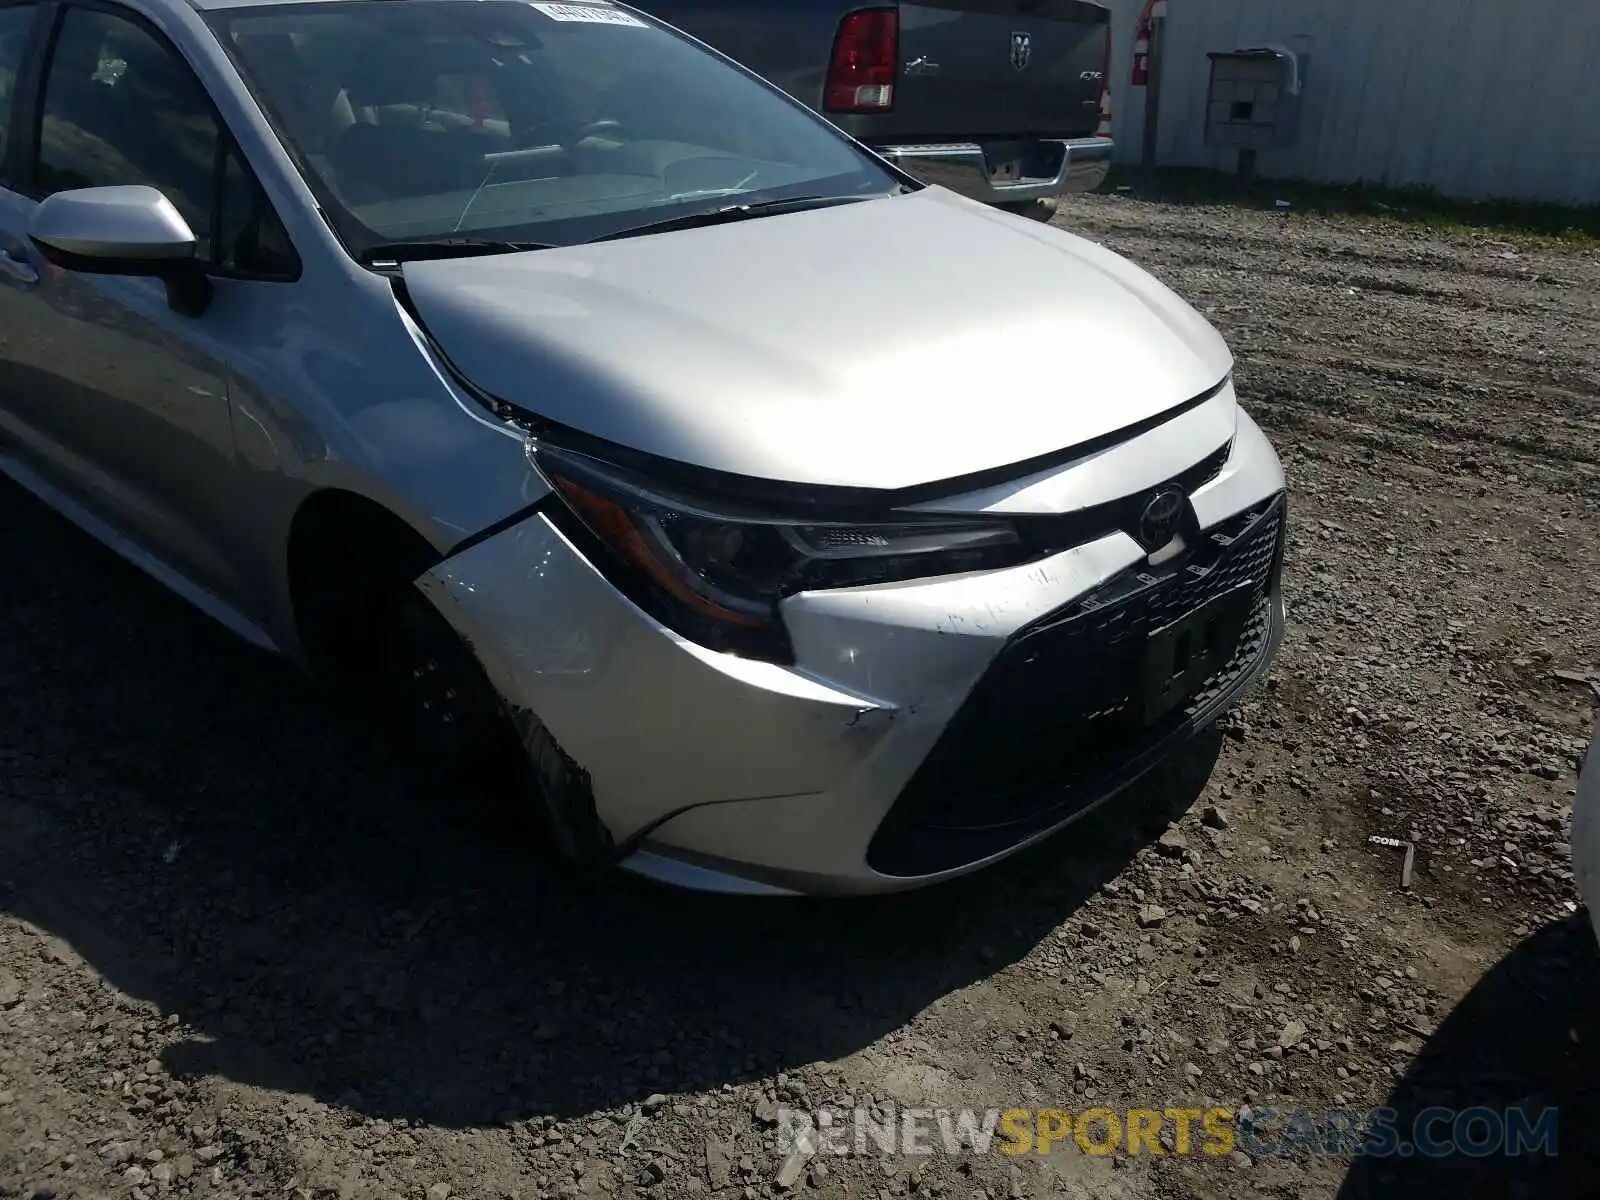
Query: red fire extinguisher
[[1131, 0, 1156, 86]]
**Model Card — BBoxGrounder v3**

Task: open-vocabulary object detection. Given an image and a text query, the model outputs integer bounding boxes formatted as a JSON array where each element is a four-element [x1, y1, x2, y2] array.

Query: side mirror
[[27, 184, 212, 316]]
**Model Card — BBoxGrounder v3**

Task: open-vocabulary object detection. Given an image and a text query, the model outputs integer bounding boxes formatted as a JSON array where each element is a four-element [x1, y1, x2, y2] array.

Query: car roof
[[188, 0, 559, 12], [188, 0, 339, 12]]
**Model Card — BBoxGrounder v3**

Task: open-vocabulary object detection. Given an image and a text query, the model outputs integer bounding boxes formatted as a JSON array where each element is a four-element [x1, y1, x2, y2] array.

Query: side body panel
[[0, 0, 543, 661]]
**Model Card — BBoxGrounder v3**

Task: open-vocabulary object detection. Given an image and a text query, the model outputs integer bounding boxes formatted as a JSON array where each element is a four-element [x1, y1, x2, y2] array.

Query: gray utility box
[[1204, 47, 1306, 148]]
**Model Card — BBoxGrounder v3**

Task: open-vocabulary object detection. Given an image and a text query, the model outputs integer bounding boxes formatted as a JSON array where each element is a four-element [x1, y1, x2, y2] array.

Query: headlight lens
[[531, 441, 1028, 661]]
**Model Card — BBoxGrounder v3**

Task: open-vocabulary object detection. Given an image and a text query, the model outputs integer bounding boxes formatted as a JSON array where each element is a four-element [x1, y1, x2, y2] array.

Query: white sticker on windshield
[[529, 2, 646, 25]]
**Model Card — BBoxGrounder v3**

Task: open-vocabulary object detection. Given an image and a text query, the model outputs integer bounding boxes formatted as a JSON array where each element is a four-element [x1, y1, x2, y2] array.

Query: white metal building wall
[[1104, 0, 1600, 205], [1101, 0, 1148, 163]]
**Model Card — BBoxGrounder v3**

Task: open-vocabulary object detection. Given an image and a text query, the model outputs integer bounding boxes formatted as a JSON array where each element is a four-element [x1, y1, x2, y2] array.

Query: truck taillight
[[823, 8, 897, 113]]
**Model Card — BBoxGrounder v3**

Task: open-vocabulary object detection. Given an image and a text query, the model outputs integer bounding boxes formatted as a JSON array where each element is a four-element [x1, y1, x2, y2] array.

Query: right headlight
[[529, 440, 1030, 662]]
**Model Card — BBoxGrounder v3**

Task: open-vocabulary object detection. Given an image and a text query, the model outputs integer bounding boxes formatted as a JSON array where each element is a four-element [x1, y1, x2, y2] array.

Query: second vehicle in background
[[628, 0, 1115, 215]]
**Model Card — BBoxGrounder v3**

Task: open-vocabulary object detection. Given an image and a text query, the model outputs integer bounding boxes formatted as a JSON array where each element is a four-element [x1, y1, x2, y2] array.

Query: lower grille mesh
[[868, 492, 1286, 875]]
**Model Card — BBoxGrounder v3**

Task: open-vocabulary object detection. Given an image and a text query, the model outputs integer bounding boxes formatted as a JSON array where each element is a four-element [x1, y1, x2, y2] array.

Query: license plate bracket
[[988, 157, 1025, 182], [1140, 584, 1256, 725]]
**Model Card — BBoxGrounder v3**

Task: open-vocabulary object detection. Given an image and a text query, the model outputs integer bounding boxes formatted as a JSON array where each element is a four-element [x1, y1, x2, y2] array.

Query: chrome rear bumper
[[876, 136, 1113, 204]]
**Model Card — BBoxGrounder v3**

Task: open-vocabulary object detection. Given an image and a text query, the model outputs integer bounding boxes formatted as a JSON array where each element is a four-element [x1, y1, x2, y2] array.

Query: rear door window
[[0, 3, 40, 177]]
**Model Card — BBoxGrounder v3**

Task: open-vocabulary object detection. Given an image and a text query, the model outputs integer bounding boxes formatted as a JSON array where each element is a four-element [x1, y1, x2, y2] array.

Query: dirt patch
[[3, 193, 1598, 1200]]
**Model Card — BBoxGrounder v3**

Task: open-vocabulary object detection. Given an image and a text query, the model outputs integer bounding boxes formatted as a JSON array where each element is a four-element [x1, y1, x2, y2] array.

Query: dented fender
[[415, 510, 900, 850]]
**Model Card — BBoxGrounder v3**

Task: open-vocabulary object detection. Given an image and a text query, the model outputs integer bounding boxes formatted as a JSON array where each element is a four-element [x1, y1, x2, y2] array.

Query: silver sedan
[[0, 0, 1286, 895]]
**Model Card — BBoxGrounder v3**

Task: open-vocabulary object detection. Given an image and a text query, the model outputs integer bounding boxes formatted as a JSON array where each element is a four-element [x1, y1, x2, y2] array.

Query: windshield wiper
[[359, 237, 557, 265], [584, 193, 890, 245]]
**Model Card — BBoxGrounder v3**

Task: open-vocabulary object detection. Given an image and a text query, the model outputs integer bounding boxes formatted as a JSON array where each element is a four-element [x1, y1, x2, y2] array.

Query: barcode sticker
[[529, 3, 647, 26]]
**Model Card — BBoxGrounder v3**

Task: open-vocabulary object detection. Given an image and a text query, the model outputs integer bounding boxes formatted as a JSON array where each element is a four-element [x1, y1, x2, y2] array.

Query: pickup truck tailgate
[[892, 0, 1108, 139]]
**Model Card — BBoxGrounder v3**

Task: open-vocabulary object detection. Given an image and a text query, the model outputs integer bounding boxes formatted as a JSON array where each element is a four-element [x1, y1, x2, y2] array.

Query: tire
[[995, 198, 1055, 222], [367, 585, 545, 840]]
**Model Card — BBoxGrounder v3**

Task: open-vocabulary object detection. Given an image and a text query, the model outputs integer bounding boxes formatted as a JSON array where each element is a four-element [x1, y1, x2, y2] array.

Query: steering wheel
[[510, 116, 625, 145], [571, 118, 627, 144]]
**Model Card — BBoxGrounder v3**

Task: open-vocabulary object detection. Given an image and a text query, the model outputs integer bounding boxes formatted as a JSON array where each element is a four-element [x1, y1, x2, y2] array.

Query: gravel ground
[[3, 191, 1599, 1200]]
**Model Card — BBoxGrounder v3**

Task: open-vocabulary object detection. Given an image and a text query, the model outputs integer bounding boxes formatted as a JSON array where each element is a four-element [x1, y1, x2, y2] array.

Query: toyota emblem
[[1138, 488, 1185, 550]]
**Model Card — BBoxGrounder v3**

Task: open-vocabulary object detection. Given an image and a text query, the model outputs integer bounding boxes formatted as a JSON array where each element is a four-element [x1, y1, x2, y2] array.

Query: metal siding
[[1111, 0, 1600, 203]]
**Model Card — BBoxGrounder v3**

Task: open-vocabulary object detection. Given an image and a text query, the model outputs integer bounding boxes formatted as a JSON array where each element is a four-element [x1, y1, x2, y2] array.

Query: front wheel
[[368, 587, 544, 839]]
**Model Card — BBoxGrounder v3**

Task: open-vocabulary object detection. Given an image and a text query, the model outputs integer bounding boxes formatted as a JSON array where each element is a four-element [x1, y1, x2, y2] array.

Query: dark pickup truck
[[630, 0, 1114, 212]]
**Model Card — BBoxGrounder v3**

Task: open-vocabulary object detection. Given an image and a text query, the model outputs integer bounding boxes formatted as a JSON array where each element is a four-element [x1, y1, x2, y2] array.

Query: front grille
[[868, 491, 1286, 877], [1010, 439, 1232, 559]]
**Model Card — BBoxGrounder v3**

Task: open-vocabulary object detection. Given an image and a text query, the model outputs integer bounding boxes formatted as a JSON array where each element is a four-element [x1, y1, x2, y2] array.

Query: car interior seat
[[333, 43, 493, 205]]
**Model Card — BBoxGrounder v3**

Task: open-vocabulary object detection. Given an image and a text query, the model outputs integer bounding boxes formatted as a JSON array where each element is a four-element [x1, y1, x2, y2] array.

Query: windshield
[[210, 0, 903, 255]]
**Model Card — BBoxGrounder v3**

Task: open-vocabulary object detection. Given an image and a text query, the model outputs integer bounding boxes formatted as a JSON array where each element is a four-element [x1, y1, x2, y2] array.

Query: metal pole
[[1140, 13, 1165, 172]]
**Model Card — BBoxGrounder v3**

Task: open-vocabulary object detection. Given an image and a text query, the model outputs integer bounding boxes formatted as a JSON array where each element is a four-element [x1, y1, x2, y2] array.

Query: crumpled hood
[[402, 187, 1233, 490]]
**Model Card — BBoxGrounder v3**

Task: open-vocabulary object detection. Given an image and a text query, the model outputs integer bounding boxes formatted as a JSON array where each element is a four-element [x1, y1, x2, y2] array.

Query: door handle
[[0, 247, 39, 286]]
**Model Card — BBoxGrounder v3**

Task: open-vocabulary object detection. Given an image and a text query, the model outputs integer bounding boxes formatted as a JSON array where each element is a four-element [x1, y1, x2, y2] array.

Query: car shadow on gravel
[[1334, 916, 1600, 1200], [0, 481, 1219, 1128]]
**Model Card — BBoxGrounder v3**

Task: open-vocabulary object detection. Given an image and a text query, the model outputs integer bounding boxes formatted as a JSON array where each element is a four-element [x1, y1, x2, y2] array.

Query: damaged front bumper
[[416, 410, 1286, 896]]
